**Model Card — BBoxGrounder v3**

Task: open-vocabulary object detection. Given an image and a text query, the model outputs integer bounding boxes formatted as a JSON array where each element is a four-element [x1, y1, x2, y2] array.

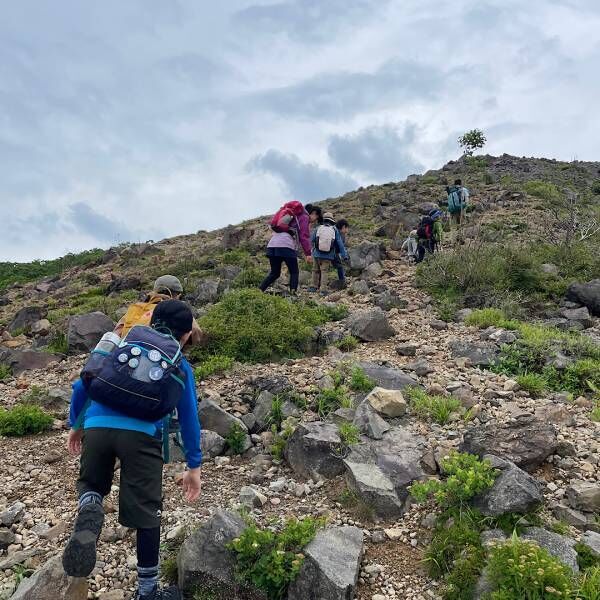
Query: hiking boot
[[62, 503, 104, 577], [308, 287, 318, 293], [319, 290, 329, 297], [135, 586, 182, 600]]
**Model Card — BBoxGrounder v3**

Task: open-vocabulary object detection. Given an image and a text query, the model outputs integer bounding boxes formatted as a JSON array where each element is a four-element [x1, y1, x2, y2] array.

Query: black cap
[[151, 299, 193, 339]]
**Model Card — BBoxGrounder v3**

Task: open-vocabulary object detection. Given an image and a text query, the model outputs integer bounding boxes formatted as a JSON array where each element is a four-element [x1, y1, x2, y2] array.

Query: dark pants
[[333, 256, 345, 281], [260, 249, 300, 291], [415, 239, 434, 263]]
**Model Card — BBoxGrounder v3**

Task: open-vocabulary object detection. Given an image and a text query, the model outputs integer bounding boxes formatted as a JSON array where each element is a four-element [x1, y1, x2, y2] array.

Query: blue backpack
[[80, 325, 185, 422], [447, 185, 464, 214]]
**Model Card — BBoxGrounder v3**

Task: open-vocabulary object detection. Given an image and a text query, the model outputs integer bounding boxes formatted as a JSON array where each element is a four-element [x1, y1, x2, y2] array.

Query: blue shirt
[[69, 357, 202, 468]]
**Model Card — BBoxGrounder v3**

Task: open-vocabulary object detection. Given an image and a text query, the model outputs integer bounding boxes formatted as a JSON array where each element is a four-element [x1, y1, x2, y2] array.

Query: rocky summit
[[1, 154, 600, 600]]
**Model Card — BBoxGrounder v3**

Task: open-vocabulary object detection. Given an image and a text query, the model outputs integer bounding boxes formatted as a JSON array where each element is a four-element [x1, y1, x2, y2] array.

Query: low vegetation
[[315, 386, 353, 418], [194, 355, 234, 380], [337, 422, 360, 448], [227, 517, 325, 600], [225, 423, 247, 455], [404, 387, 462, 425], [0, 364, 11, 381], [0, 404, 54, 437], [334, 335, 359, 352]]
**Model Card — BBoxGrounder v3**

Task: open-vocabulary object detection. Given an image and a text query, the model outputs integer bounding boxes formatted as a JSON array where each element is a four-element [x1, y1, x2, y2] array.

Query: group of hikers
[[59, 178, 469, 600]]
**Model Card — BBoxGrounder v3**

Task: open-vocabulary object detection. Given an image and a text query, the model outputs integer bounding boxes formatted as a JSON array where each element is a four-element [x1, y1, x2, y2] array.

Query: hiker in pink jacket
[[259, 201, 312, 294]]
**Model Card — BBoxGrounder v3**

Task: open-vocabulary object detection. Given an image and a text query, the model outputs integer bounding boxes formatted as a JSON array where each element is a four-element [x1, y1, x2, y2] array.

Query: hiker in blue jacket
[[63, 300, 202, 600], [309, 212, 348, 295]]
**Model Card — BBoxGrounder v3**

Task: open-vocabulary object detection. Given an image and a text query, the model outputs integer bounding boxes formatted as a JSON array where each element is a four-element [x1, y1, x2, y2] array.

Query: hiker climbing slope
[[446, 179, 469, 228]]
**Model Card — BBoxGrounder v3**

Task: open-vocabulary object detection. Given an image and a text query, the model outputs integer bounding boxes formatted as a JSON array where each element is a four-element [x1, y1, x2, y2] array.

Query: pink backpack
[[270, 201, 304, 233]]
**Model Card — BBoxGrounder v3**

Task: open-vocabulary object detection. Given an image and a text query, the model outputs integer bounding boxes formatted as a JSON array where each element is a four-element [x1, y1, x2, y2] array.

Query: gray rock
[[560, 306, 593, 328], [449, 340, 499, 367], [178, 510, 247, 592], [362, 262, 384, 280], [8, 306, 47, 335], [580, 531, 600, 558], [10, 555, 87, 600], [287, 527, 363, 600], [353, 399, 390, 440], [349, 280, 370, 296], [480, 529, 507, 548], [358, 362, 418, 390], [198, 401, 251, 453], [407, 358, 434, 376], [430, 319, 449, 331], [0, 549, 38, 571], [521, 527, 579, 572], [396, 343, 417, 357], [331, 408, 356, 426], [374, 290, 408, 311], [30, 319, 51, 337], [461, 419, 558, 472], [239, 486, 267, 509], [201, 430, 226, 460], [0, 528, 15, 550], [566, 279, 600, 316], [67, 311, 115, 353], [472, 456, 543, 516], [348, 241, 381, 271], [0, 501, 26, 526], [251, 375, 292, 395], [192, 279, 221, 306], [566, 482, 600, 512], [241, 413, 257, 432], [344, 462, 404, 518], [2, 349, 62, 376], [347, 307, 395, 342], [252, 390, 299, 431], [284, 422, 345, 480], [366, 387, 407, 418], [552, 505, 589, 529], [541, 263, 559, 275], [455, 308, 473, 322]]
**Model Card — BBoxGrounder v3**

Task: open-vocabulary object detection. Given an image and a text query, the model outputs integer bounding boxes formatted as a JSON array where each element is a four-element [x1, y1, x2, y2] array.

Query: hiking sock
[[137, 564, 159, 597], [78, 491, 103, 509]]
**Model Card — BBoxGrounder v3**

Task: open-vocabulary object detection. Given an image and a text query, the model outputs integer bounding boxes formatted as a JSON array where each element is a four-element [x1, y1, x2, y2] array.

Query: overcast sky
[[1, 1, 599, 261]]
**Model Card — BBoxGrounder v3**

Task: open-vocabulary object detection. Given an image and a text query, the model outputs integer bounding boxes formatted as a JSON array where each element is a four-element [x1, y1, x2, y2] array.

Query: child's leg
[[116, 431, 167, 598], [311, 258, 321, 290], [320, 260, 330, 290], [63, 429, 115, 577]]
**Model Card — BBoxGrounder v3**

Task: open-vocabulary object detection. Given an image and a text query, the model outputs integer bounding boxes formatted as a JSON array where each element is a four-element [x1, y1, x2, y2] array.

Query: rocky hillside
[[0, 154, 599, 600]]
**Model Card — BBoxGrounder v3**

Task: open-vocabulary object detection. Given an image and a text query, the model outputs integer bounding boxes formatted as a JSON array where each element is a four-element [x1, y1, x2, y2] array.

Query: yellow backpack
[[119, 299, 162, 337]]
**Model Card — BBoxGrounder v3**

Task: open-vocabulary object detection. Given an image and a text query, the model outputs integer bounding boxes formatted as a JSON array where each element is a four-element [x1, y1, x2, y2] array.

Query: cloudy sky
[[1, 1, 599, 261]]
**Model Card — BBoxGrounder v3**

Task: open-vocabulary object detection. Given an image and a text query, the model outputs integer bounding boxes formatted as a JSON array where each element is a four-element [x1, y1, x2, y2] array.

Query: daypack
[[270, 200, 304, 233], [315, 224, 336, 252], [80, 325, 185, 422], [447, 185, 464, 214], [416, 216, 434, 240], [119, 299, 162, 337]]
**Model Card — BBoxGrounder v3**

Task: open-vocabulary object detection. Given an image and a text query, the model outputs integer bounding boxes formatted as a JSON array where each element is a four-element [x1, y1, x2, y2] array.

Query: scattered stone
[[8, 306, 47, 335], [10, 555, 87, 600], [348, 241, 381, 271], [559, 306, 593, 328], [396, 343, 417, 357], [407, 358, 434, 376], [287, 526, 363, 600], [0, 501, 26, 526], [349, 280, 370, 296], [30, 319, 51, 337], [198, 400, 249, 440], [366, 387, 407, 418], [358, 362, 418, 390], [374, 290, 408, 311], [0, 528, 16, 550], [347, 307, 395, 342], [566, 482, 600, 513], [566, 279, 600, 316], [239, 486, 267, 509], [430, 319, 448, 331], [353, 398, 390, 440], [551, 505, 589, 529], [449, 340, 499, 367]]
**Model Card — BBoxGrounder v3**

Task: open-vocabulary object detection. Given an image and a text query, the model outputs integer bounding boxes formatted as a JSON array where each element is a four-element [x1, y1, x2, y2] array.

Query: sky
[[1, 0, 599, 262]]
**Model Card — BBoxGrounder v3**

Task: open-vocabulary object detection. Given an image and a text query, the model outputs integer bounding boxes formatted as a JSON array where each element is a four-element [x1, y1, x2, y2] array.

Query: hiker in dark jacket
[[333, 218, 350, 285], [63, 301, 201, 600]]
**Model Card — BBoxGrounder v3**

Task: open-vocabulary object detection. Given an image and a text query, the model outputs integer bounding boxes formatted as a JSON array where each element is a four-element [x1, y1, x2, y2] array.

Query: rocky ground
[[1, 254, 599, 600]]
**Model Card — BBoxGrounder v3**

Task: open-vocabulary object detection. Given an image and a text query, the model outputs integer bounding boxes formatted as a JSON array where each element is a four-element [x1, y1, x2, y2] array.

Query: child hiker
[[62, 300, 202, 600], [309, 212, 348, 295], [333, 218, 350, 286]]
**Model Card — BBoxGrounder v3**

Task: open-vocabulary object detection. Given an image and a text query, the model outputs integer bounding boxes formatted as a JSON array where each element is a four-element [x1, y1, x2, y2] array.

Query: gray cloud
[[328, 125, 424, 181], [248, 150, 358, 202], [68, 203, 134, 244]]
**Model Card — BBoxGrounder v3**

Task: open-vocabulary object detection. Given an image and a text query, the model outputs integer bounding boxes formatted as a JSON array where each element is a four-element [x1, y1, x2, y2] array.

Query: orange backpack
[[119, 299, 162, 337]]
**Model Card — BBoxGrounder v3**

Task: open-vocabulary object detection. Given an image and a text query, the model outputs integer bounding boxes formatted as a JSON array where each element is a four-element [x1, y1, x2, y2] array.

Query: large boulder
[[201, 430, 227, 460], [352, 398, 390, 440], [191, 279, 221, 306], [284, 422, 345, 480], [348, 241, 381, 271], [344, 426, 427, 518], [566, 279, 600, 316], [252, 390, 300, 431], [559, 306, 594, 328], [366, 387, 407, 418], [449, 340, 499, 367], [8, 306, 47, 335], [471, 455, 543, 516], [461, 418, 558, 472], [287, 526, 363, 600], [521, 527, 579, 572], [10, 555, 87, 600], [178, 510, 247, 592], [358, 362, 418, 390], [580, 531, 600, 558], [66, 312, 115, 353], [0, 349, 62, 376], [197, 400, 251, 451], [566, 481, 600, 513], [347, 308, 395, 342]]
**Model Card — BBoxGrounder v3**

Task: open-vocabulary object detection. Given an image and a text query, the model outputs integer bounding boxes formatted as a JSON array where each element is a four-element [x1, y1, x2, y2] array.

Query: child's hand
[[67, 429, 84, 456], [183, 467, 202, 502]]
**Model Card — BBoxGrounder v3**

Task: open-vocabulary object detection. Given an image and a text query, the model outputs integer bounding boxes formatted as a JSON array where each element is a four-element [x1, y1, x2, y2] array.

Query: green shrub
[[194, 355, 234, 380], [410, 452, 498, 510], [575, 566, 600, 599], [592, 180, 600, 195], [0, 364, 11, 381], [315, 386, 353, 417], [404, 387, 461, 425], [221, 249, 251, 266], [232, 266, 266, 289], [516, 372, 548, 397], [268, 396, 284, 430], [575, 542, 600, 572], [349, 366, 375, 392], [270, 423, 294, 461], [0, 404, 54, 436], [523, 180, 561, 202], [464, 309, 519, 330], [334, 336, 359, 352], [591, 402, 600, 423], [486, 535, 573, 599], [225, 423, 247, 455], [197, 289, 336, 363], [227, 517, 325, 600], [337, 422, 360, 448]]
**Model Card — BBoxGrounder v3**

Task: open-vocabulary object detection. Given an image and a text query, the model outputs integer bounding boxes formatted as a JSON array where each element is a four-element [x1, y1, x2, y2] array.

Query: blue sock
[[78, 491, 103, 509], [137, 564, 159, 596]]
